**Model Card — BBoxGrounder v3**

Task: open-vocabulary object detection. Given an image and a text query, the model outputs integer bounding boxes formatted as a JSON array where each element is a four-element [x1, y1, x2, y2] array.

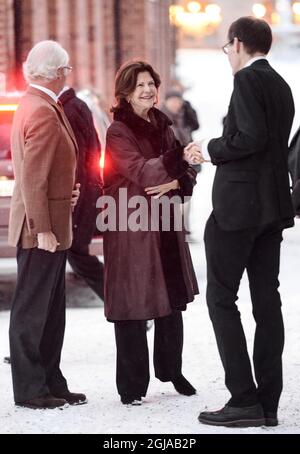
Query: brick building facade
[[0, 0, 175, 108]]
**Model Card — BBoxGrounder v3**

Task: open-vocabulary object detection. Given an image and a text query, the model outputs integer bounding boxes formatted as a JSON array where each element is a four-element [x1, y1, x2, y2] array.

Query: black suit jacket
[[59, 88, 102, 245], [288, 126, 300, 215], [208, 59, 295, 231]]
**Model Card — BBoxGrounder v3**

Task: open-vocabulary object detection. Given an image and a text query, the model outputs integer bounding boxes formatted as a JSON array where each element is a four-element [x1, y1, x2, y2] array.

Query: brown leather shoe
[[53, 391, 87, 405], [16, 394, 68, 409]]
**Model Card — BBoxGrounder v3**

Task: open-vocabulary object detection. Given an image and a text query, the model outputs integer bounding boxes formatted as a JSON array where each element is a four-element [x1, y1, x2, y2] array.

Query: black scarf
[[113, 102, 172, 157]]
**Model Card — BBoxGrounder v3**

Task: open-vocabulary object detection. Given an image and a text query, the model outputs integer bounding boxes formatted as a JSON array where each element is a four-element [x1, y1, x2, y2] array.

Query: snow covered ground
[[1, 50, 300, 434]]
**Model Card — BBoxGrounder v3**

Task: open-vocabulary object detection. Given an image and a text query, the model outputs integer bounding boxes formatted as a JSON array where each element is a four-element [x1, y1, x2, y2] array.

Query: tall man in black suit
[[288, 126, 300, 216], [191, 17, 295, 427], [58, 87, 104, 301]]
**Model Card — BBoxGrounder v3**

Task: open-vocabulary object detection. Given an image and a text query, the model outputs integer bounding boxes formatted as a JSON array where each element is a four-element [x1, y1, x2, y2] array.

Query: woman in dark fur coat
[[103, 60, 199, 405]]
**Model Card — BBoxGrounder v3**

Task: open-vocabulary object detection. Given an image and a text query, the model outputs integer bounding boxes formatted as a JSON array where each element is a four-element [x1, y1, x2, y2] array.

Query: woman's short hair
[[111, 60, 161, 112], [23, 40, 69, 83], [228, 16, 272, 55]]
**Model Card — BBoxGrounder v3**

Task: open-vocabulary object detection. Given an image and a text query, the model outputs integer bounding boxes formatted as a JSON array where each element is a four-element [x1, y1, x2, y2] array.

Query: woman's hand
[[145, 179, 179, 199]]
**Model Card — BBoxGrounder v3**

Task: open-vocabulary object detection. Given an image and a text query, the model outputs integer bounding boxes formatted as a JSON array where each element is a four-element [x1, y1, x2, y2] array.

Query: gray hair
[[23, 40, 69, 83]]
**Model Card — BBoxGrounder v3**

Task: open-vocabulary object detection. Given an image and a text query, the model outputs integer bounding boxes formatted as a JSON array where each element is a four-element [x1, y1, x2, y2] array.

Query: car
[[0, 94, 19, 257], [0, 90, 110, 258]]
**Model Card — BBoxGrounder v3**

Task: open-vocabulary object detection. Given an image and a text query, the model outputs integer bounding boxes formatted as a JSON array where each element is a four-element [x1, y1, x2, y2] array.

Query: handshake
[[183, 140, 209, 165]]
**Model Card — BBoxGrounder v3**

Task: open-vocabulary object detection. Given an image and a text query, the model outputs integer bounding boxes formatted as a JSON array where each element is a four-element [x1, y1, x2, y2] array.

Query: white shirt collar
[[29, 84, 58, 103], [244, 56, 267, 69]]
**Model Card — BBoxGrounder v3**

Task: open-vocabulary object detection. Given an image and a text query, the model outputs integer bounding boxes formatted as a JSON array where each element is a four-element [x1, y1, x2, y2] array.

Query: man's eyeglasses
[[60, 66, 73, 74], [222, 39, 241, 54], [222, 40, 234, 54]]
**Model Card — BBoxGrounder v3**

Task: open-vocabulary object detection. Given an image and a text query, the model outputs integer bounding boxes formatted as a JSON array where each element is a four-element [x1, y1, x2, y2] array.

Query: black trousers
[[114, 310, 183, 398], [204, 214, 284, 412], [9, 247, 69, 403], [67, 242, 104, 300]]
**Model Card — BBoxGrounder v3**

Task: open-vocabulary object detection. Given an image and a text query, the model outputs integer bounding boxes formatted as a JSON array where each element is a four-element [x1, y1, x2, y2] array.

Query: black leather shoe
[[53, 391, 87, 405], [172, 375, 196, 396], [3, 356, 11, 364], [121, 395, 143, 406], [16, 394, 68, 409], [264, 411, 278, 427], [198, 404, 265, 428]]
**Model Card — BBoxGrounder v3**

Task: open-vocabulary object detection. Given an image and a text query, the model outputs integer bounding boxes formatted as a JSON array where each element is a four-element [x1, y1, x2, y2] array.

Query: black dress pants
[[114, 310, 183, 399], [204, 214, 284, 412], [9, 247, 69, 403], [67, 242, 104, 300]]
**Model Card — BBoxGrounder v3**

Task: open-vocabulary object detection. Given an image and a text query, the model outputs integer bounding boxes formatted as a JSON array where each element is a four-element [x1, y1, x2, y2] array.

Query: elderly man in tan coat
[[8, 40, 86, 409]]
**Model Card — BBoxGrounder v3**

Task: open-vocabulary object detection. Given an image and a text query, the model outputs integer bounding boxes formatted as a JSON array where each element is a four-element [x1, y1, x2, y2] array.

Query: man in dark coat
[[194, 17, 295, 427], [161, 90, 201, 236], [169, 80, 200, 134], [288, 126, 300, 216], [59, 87, 104, 300], [161, 90, 199, 147]]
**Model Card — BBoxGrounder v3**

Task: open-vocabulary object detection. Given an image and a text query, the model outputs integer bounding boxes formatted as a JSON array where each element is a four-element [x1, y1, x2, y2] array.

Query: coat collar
[[26, 86, 78, 153], [58, 87, 76, 105], [244, 56, 267, 68], [113, 102, 172, 139], [27, 85, 58, 106], [29, 83, 58, 102], [247, 59, 270, 69]]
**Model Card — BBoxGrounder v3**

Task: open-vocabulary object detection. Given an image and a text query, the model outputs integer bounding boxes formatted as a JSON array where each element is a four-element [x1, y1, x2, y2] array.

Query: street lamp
[[250, 1, 300, 26], [293, 2, 300, 14], [252, 3, 267, 18], [292, 1, 300, 23], [187, 1, 201, 13], [169, 2, 222, 35]]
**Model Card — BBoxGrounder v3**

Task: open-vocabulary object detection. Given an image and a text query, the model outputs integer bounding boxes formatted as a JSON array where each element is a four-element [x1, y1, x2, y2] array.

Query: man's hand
[[145, 179, 179, 199], [184, 142, 204, 165], [71, 183, 81, 211], [37, 231, 60, 253]]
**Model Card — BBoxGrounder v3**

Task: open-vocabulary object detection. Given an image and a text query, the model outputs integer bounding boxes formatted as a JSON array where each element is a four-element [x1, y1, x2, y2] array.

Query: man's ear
[[233, 37, 241, 53], [56, 67, 64, 79]]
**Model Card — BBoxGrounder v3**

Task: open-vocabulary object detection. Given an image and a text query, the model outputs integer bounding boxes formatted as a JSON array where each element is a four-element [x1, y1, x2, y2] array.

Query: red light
[[99, 154, 105, 169], [0, 104, 18, 112]]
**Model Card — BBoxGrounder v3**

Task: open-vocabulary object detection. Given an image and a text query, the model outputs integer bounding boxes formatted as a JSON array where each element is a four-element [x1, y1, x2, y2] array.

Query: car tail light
[[0, 104, 18, 112]]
